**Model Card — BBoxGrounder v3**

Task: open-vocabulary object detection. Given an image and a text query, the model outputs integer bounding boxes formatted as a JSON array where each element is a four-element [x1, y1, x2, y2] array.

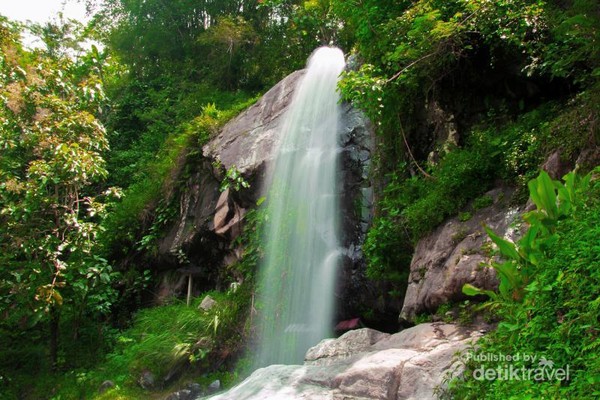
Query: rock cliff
[[153, 68, 380, 320], [400, 187, 521, 322]]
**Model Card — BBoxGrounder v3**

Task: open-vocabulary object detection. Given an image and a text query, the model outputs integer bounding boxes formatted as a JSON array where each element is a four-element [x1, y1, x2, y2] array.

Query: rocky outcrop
[[157, 71, 306, 271], [400, 187, 522, 322], [153, 67, 378, 318], [158, 161, 223, 251], [203, 70, 305, 178], [203, 323, 485, 400], [337, 104, 386, 323]]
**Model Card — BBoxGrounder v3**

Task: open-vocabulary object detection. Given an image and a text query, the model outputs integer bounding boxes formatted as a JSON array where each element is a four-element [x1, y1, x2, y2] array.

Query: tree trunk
[[50, 307, 60, 371]]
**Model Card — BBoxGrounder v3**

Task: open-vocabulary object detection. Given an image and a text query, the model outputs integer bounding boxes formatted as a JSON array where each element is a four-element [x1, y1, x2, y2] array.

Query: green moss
[[472, 195, 494, 210]]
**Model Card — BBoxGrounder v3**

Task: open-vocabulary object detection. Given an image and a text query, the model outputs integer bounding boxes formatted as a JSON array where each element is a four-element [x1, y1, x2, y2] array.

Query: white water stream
[[254, 47, 346, 368]]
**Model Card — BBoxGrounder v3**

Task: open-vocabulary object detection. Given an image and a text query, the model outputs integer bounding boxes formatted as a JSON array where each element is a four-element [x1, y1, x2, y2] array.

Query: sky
[[0, 0, 89, 24]]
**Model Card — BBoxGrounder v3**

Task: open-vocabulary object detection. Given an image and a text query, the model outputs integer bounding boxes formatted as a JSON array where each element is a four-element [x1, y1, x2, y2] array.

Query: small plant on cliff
[[220, 165, 251, 192]]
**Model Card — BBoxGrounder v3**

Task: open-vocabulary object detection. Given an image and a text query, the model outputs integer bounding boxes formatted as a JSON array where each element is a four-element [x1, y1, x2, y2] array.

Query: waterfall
[[254, 47, 346, 367]]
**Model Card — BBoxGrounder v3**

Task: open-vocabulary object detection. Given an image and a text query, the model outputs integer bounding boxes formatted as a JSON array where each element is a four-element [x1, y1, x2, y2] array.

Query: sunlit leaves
[[0, 19, 114, 328]]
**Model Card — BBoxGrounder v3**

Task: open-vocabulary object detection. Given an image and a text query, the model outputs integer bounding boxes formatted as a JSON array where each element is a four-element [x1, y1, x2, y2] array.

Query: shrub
[[449, 169, 600, 399]]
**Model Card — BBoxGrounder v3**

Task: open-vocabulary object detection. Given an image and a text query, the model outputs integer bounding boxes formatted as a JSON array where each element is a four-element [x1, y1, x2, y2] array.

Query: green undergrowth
[[101, 95, 258, 259], [413, 300, 492, 327], [364, 89, 599, 288], [0, 316, 115, 400], [44, 286, 252, 400], [4, 195, 269, 400], [442, 169, 600, 399]]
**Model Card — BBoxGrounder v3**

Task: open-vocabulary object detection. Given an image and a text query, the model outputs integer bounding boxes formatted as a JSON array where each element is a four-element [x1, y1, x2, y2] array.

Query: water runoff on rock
[[254, 47, 346, 368]]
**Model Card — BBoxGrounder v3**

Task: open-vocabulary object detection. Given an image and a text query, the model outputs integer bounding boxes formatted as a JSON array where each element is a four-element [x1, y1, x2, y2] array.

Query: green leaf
[[484, 225, 520, 260], [462, 283, 498, 300], [529, 171, 558, 219]]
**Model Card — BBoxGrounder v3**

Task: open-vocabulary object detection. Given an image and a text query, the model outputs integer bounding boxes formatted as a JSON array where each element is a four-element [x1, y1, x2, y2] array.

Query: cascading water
[[254, 47, 346, 368]]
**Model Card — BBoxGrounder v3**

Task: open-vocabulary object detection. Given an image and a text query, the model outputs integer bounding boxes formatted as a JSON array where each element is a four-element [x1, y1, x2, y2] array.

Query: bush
[[447, 170, 600, 399], [364, 134, 499, 282], [45, 285, 251, 399]]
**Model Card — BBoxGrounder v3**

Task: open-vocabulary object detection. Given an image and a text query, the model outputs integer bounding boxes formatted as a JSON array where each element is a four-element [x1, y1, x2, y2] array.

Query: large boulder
[[154, 68, 381, 321], [202, 323, 484, 400], [400, 187, 522, 322]]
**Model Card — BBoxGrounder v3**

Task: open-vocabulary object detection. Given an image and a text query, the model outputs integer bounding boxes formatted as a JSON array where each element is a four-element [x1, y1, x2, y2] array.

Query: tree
[[0, 18, 116, 369]]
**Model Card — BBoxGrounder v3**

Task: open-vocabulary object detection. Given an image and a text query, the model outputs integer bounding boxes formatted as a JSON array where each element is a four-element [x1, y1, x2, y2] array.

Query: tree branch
[[386, 51, 438, 84], [398, 118, 433, 180]]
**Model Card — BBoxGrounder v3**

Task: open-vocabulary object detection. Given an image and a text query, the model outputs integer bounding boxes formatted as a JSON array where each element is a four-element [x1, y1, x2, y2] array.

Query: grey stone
[[305, 328, 389, 365], [165, 389, 193, 400], [155, 160, 222, 269], [400, 187, 521, 322], [576, 147, 600, 173], [187, 383, 202, 395], [203, 324, 483, 400], [165, 382, 203, 400], [541, 150, 570, 180], [212, 188, 246, 239], [207, 380, 221, 393], [373, 323, 475, 351], [199, 295, 217, 311], [139, 370, 156, 390], [336, 348, 418, 399], [213, 189, 231, 233], [203, 70, 305, 175], [98, 380, 115, 394]]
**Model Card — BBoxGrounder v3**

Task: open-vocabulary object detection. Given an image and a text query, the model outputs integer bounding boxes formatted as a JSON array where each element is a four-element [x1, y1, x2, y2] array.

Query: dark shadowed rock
[[139, 370, 156, 390], [541, 150, 570, 179], [576, 147, 600, 173], [165, 389, 193, 400]]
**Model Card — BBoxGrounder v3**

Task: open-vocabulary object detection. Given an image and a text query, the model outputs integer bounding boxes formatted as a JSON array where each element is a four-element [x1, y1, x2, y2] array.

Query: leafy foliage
[[0, 18, 124, 399], [100, 96, 258, 261], [364, 130, 500, 282], [449, 169, 600, 399], [335, 0, 599, 168], [463, 170, 592, 303], [1, 0, 599, 397]]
